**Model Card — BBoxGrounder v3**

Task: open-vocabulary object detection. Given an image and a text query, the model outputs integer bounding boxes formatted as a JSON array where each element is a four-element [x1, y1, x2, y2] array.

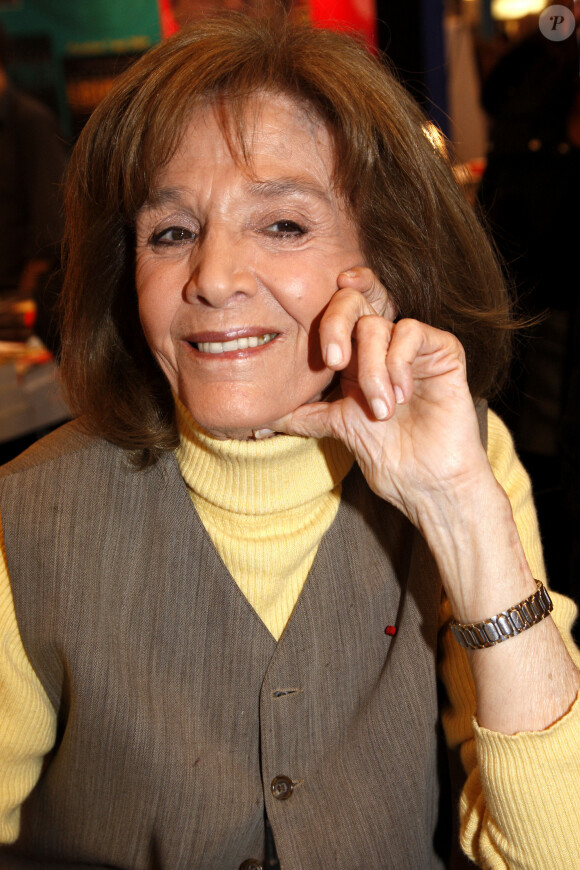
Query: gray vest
[[0, 415, 485, 869]]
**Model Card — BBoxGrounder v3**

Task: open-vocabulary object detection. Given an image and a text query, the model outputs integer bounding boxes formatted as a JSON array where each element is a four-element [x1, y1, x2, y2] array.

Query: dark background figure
[[0, 23, 67, 354], [478, 12, 580, 635]]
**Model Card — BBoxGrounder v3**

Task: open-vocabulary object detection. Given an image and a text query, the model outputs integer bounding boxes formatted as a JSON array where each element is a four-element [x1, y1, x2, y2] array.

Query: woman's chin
[[179, 378, 338, 441]]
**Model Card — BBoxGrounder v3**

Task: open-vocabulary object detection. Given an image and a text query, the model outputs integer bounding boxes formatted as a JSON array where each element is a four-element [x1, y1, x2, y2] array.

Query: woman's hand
[[272, 267, 580, 735], [269, 267, 489, 528]]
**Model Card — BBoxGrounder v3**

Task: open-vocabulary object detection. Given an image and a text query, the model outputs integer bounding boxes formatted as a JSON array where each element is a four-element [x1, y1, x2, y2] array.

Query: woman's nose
[[184, 228, 257, 307]]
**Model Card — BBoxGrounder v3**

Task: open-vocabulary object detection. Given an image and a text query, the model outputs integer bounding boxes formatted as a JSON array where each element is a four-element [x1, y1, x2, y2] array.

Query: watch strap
[[450, 580, 553, 650]]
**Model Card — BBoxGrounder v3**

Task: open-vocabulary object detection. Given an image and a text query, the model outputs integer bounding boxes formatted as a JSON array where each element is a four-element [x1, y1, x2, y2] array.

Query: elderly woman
[[0, 13, 579, 870]]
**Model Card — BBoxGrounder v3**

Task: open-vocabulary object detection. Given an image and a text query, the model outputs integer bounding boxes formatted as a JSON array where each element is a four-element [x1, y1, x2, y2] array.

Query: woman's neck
[[174, 397, 354, 515]]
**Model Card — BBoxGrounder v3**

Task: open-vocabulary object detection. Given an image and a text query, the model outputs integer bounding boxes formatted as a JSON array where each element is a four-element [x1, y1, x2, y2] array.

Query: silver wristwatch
[[450, 580, 553, 650]]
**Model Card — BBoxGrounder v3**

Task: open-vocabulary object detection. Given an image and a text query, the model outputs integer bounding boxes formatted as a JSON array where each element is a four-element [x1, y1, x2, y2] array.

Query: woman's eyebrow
[[139, 178, 333, 214], [246, 178, 333, 205], [140, 187, 184, 212]]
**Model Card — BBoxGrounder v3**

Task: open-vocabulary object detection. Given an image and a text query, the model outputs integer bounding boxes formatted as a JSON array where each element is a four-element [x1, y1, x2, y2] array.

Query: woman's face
[[135, 93, 364, 439]]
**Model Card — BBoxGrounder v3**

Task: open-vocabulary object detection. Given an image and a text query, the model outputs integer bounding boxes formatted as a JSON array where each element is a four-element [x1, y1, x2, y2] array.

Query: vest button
[[239, 861, 263, 870], [271, 774, 294, 800]]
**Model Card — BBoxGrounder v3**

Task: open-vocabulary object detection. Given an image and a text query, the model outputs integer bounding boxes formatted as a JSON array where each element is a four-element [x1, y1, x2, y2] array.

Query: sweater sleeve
[[438, 409, 580, 869], [0, 511, 57, 844]]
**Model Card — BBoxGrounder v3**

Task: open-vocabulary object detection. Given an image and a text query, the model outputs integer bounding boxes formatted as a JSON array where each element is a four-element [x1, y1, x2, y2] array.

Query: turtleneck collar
[[174, 397, 354, 516]]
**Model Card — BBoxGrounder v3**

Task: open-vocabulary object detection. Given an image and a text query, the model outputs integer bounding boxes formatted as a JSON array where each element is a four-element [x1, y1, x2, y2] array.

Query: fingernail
[[341, 270, 357, 278], [253, 428, 275, 440], [394, 386, 404, 404], [325, 343, 343, 366], [371, 398, 388, 420]]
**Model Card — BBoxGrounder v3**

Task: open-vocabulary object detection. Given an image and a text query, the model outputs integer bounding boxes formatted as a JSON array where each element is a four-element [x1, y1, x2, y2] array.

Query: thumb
[[266, 401, 338, 440]]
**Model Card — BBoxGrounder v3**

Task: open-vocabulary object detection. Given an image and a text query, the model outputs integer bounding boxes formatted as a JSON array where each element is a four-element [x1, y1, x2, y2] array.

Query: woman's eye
[[152, 226, 195, 245], [265, 220, 306, 237]]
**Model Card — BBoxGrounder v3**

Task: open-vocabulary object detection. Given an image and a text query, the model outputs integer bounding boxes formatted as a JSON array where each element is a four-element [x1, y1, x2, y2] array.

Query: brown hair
[[60, 11, 512, 464]]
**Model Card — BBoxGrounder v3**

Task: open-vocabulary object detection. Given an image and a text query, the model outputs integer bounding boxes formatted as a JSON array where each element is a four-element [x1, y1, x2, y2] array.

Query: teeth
[[195, 333, 277, 354]]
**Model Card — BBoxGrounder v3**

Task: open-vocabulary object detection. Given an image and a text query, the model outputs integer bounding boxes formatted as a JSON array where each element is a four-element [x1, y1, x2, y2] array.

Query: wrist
[[450, 579, 553, 650], [415, 470, 537, 622]]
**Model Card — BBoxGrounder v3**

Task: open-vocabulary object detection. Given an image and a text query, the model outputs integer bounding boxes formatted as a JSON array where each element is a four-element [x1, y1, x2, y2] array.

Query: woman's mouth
[[191, 332, 278, 354]]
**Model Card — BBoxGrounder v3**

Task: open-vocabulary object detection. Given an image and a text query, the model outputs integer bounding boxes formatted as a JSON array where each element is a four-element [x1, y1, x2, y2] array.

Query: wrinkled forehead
[[146, 89, 341, 197]]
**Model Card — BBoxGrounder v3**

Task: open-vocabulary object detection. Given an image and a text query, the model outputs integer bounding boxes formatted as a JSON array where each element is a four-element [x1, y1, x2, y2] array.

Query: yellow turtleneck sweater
[[0, 408, 579, 868], [175, 398, 354, 640]]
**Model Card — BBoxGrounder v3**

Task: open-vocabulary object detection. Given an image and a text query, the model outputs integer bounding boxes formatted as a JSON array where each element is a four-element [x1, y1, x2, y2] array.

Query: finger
[[318, 286, 376, 369], [337, 266, 397, 320], [269, 401, 340, 440], [353, 315, 396, 421], [384, 319, 466, 403]]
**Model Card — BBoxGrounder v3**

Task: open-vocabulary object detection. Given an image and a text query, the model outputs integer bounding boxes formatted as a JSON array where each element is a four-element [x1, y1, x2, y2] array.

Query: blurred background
[[0, 0, 578, 632]]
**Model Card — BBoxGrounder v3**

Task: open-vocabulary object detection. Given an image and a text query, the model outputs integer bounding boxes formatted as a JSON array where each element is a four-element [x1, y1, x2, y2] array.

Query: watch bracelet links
[[450, 580, 553, 650]]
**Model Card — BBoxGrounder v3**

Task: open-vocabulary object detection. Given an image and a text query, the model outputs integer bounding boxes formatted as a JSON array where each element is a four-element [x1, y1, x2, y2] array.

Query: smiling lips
[[191, 332, 279, 355]]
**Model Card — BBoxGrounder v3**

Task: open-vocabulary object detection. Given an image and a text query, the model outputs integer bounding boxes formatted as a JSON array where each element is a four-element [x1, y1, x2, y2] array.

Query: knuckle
[[358, 371, 385, 393], [336, 285, 364, 302], [325, 287, 365, 316], [393, 317, 419, 333], [320, 312, 350, 339], [385, 357, 407, 375], [356, 313, 390, 335]]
